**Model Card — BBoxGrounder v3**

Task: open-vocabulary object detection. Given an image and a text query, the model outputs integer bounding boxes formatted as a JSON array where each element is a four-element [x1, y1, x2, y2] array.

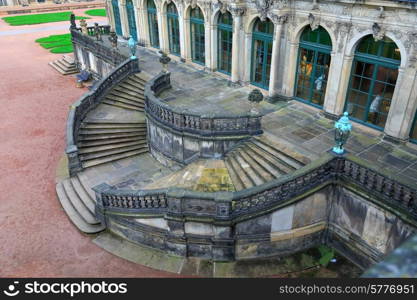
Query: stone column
[[230, 8, 244, 84], [133, 2, 140, 43], [138, 7, 149, 46], [384, 64, 417, 141], [268, 14, 287, 99], [119, 1, 129, 38], [106, 0, 115, 31], [157, 6, 168, 52], [323, 22, 352, 118], [325, 54, 353, 117], [282, 40, 298, 97], [242, 31, 252, 84], [204, 19, 212, 69], [178, 9, 187, 61]]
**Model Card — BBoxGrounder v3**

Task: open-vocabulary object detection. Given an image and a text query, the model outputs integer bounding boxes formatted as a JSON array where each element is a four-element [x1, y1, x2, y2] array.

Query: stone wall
[[101, 184, 417, 268]]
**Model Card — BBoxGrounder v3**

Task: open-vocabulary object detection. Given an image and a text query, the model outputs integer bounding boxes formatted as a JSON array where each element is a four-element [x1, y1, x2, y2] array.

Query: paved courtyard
[[0, 9, 178, 277]]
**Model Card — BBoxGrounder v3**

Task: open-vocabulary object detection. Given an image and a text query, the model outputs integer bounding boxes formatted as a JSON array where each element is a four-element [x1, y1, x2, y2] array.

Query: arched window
[[190, 6, 205, 65], [345, 35, 401, 130], [251, 18, 273, 89], [167, 3, 180, 55], [147, 0, 159, 48], [217, 11, 233, 75], [112, 0, 122, 36], [409, 112, 417, 144], [295, 26, 332, 107], [126, 0, 137, 41]]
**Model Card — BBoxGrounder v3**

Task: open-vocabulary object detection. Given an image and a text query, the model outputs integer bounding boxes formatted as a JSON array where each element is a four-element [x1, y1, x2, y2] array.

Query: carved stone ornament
[[308, 13, 319, 31], [213, 0, 227, 14], [191, 0, 197, 9], [229, 7, 245, 17], [254, 0, 274, 22], [270, 14, 288, 26], [372, 23, 384, 41]]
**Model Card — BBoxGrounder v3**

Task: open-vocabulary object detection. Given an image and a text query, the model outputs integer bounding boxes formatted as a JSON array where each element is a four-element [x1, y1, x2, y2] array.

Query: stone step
[[105, 94, 145, 108], [242, 146, 286, 178], [108, 90, 145, 102], [77, 135, 146, 147], [131, 74, 148, 85], [112, 86, 142, 97], [103, 100, 144, 112], [252, 137, 305, 169], [224, 158, 245, 191], [81, 122, 146, 129], [238, 147, 275, 182], [77, 173, 96, 203], [78, 131, 146, 141], [63, 54, 75, 65], [226, 153, 255, 189], [124, 78, 145, 89], [55, 58, 75, 70], [80, 144, 148, 161], [232, 151, 265, 186], [118, 81, 144, 93], [69, 176, 95, 215], [246, 143, 294, 174], [82, 148, 148, 168], [56, 182, 104, 234], [48, 61, 78, 75], [79, 128, 146, 135], [79, 140, 147, 154], [61, 179, 98, 224]]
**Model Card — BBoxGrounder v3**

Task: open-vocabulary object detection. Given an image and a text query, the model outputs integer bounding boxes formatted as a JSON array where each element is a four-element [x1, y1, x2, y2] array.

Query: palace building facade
[[104, 0, 417, 145]]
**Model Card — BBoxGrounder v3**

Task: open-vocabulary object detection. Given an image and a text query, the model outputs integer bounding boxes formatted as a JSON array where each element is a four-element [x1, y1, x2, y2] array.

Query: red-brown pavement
[[0, 9, 181, 277]]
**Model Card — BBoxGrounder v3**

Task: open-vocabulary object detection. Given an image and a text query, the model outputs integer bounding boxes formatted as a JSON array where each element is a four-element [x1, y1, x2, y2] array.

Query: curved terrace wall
[[144, 72, 263, 166], [93, 153, 417, 268]]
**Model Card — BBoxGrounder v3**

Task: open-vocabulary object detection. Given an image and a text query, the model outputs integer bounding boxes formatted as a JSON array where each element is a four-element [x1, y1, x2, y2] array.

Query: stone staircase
[[103, 74, 146, 112], [56, 73, 150, 233], [77, 120, 148, 169], [49, 55, 78, 75], [56, 174, 105, 233], [225, 136, 310, 191]]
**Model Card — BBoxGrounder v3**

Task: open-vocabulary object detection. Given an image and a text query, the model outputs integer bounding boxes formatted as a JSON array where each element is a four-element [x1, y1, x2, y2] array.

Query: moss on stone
[[195, 168, 235, 192]]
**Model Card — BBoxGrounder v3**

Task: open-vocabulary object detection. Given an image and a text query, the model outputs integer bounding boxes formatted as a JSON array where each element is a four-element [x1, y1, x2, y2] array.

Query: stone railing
[[71, 27, 127, 67], [144, 72, 263, 137], [66, 57, 140, 176], [93, 153, 417, 224]]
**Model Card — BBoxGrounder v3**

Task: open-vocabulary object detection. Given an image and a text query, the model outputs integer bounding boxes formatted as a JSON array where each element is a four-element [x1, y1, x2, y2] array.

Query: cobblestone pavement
[[0, 10, 181, 277]]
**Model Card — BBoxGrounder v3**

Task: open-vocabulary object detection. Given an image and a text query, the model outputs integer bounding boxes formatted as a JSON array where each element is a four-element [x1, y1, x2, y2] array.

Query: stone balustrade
[[71, 27, 127, 70], [93, 153, 417, 224], [145, 72, 263, 137]]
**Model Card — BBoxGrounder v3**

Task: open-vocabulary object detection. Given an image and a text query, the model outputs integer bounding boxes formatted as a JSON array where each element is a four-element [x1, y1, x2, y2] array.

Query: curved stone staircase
[[102, 74, 146, 111], [225, 136, 310, 191], [56, 72, 149, 234]]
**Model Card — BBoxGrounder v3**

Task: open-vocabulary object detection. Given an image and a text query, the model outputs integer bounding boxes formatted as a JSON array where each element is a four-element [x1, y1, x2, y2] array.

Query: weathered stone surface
[[271, 205, 294, 232]]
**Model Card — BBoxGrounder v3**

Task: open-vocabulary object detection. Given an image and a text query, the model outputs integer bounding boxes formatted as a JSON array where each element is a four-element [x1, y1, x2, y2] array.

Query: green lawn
[[2, 11, 88, 26], [84, 9, 107, 17], [35, 33, 73, 54]]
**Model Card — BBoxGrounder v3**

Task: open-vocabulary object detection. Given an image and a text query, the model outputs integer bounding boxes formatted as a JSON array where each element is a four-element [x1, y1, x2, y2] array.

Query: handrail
[[93, 152, 417, 224], [144, 72, 263, 137], [66, 57, 140, 176]]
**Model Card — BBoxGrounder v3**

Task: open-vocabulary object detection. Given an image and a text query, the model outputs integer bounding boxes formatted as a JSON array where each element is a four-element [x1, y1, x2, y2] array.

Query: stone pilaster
[[119, 1, 130, 38], [384, 65, 417, 140], [268, 14, 288, 98], [230, 7, 245, 83]]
